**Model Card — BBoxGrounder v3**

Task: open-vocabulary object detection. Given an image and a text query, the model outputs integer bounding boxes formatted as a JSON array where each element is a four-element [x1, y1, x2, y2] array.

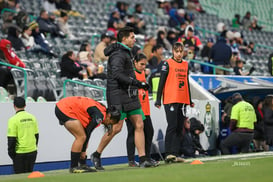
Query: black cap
[[14, 97, 26, 108]]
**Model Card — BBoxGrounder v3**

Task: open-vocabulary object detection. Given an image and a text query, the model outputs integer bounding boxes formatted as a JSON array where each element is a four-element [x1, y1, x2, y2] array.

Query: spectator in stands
[[1, 11, 19, 34], [187, 0, 205, 13], [233, 60, 255, 76], [147, 44, 164, 74], [20, 25, 45, 53], [30, 21, 57, 57], [60, 50, 87, 79], [126, 14, 145, 35], [36, 9, 64, 38], [232, 14, 241, 29], [56, 0, 84, 18], [116, 1, 128, 21], [201, 37, 214, 59], [42, 0, 57, 13], [107, 9, 125, 37], [210, 33, 232, 75], [0, 39, 25, 89], [157, 30, 172, 51], [168, 8, 185, 29], [242, 11, 252, 30], [178, 25, 202, 59], [268, 53, 273, 76], [221, 93, 256, 154], [166, 30, 177, 46], [0, 39, 25, 68], [7, 26, 25, 51], [253, 99, 267, 151], [244, 41, 255, 55], [133, 4, 146, 32], [14, 10, 29, 31], [156, 0, 168, 17], [143, 36, 157, 61], [78, 51, 96, 78], [57, 11, 74, 39], [7, 97, 39, 174], [230, 39, 241, 68], [263, 95, 273, 151], [93, 32, 113, 64], [249, 16, 263, 31], [180, 117, 206, 158]]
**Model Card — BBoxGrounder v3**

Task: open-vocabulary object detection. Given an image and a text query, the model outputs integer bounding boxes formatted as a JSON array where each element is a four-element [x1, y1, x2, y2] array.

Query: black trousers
[[164, 103, 186, 156], [126, 115, 154, 161], [221, 132, 254, 154], [13, 151, 37, 174]]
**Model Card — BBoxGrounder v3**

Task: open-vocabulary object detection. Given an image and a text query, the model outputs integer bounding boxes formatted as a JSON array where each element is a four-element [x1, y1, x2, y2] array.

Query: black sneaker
[[90, 153, 105, 171], [79, 164, 97, 172], [69, 166, 96, 173], [128, 161, 139, 167], [139, 160, 153, 168], [149, 158, 160, 167]]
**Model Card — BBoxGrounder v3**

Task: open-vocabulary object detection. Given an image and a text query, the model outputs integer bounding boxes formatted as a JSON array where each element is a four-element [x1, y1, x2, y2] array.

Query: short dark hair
[[106, 106, 121, 123], [135, 53, 147, 62], [117, 26, 134, 42], [14, 97, 26, 108], [152, 44, 163, 53], [172, 42, 184, 50], [60, 11, 68, 18]]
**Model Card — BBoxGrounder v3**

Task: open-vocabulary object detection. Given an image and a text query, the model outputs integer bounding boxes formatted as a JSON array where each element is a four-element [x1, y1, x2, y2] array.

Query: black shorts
[[55, 106, 76, 125]]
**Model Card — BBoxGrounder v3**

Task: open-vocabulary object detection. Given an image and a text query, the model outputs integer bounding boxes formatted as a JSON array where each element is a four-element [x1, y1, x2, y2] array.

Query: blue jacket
[[210, 38, 232, 65]]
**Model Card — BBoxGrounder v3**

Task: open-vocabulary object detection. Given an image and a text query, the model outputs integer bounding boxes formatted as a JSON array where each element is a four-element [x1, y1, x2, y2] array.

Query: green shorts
[[120, 108, 146, 121]]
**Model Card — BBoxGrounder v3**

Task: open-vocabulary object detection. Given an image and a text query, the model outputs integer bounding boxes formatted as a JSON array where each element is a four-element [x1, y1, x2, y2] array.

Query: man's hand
[[154, 100, 161, 109], [138, 82, 149, 90]]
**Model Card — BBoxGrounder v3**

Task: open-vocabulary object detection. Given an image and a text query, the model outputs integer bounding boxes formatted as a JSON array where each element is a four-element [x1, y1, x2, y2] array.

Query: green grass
[[1, 156, 273, 182]]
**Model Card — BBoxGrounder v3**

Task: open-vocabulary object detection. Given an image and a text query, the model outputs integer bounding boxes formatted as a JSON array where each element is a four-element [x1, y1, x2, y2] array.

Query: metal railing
[[189, 59, 233, 74], [0, 61, 28, 99], [63, 79, 106, 100]]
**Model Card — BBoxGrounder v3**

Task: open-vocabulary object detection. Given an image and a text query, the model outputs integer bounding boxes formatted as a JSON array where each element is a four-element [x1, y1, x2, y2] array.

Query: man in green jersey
[[7, 97, 39, 174], [221, 93, 257, 154]]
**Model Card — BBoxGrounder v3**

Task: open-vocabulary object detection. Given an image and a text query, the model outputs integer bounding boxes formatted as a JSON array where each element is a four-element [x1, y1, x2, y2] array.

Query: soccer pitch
[[1, 153, 273, 182]]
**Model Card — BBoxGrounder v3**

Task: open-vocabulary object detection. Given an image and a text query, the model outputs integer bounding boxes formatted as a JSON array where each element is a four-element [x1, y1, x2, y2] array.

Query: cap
[[28, 21, 39, 30], [188, 27, 194, 32], [102, 31, 115, 39], [177, 9, 185, 15], [14, 97, 26, 108]]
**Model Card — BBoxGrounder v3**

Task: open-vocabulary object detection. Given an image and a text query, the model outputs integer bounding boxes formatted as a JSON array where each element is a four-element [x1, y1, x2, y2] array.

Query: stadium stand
[[0, 0, 273, 101]]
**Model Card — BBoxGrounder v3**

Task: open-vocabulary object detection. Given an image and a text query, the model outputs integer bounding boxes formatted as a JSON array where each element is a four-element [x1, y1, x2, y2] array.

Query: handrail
[[1, 8, 16, 16], [0, 61, 28, 99], [188, 59, 233, 74], [91, 34, 101, 48], [255, 44, 273, 51], [63, 79, 106, 100]]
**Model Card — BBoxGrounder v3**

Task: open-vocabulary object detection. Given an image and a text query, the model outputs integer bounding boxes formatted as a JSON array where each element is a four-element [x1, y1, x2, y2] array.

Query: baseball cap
[[101, 31, 115, 39], [14, 97, 26, 108], [207, 37, 214, 43]]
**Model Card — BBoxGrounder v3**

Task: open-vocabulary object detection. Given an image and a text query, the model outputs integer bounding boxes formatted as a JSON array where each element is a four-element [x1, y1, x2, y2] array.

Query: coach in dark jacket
[[90, 27, 154, 170], [104, 42, 141, 111]]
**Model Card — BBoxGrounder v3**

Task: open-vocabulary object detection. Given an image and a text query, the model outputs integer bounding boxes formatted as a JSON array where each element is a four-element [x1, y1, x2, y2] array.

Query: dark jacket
[[263, 107, 273, 146], [210, 38, 232, 66], [7, 27, 25, 51], [60, 55, 83, 79], [104, 42, 141, 112]]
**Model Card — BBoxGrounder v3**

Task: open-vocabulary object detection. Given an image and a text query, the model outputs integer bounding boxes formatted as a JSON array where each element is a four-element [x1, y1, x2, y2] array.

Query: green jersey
[[7, 110, 39, 153], [231, 101, 256, 129]]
